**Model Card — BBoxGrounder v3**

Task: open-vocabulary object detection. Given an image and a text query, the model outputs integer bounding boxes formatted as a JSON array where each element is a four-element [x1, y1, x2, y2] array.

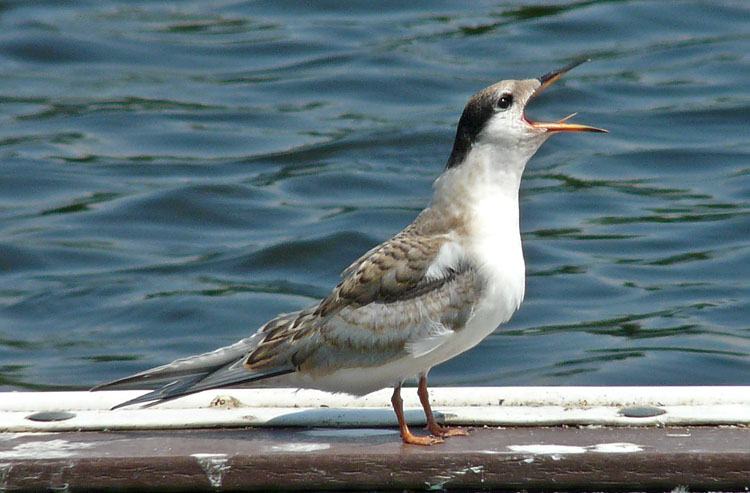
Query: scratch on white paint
[[0, 432, 55, 441], [508, 444, 587, 455], [209, 395, 244, 409], [590, 442, 643, 453], [451, 466, 482, 476], [0, 439, 95, 459], [426, 465, 485, 489], [508, 442, 643, 456], [191, 453, 230, 489], [427, 477, 450, 491], [0, 462, 12, 485], [270, 443, 330, 452]]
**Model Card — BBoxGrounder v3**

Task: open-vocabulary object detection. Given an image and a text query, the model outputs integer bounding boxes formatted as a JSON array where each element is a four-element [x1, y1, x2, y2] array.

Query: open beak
[[526, 59, 608, 133]]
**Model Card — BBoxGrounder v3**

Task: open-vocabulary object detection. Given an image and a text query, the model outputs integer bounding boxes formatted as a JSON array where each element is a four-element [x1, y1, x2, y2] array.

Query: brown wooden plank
[[1, 426, 749, 491]]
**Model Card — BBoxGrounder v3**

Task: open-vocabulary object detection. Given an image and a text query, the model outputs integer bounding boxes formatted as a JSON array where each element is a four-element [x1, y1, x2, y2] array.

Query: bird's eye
[[496, 93, 513, 110]]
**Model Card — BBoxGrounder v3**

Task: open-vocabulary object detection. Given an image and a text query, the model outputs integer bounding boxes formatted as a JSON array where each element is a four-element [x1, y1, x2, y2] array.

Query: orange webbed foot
[[428, 423, 470, 438], [401, 430, 445, 446]]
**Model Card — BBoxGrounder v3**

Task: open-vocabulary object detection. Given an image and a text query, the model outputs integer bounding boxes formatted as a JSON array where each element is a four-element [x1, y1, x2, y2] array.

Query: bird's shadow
[[263, 407, 430, 428]]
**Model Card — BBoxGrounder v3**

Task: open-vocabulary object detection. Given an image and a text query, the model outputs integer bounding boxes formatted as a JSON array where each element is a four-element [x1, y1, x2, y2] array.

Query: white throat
[[430, 134, 549, 329], [432, 134, 543, 213]]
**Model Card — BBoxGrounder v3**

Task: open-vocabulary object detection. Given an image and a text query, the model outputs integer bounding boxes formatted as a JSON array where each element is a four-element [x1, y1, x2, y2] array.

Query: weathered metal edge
[[1, 426, 749, 492], [2, 387, 749, 432]]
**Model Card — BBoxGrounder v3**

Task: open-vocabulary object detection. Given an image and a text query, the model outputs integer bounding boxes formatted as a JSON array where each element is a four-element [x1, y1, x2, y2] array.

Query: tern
[[94, 59, 606, 445]]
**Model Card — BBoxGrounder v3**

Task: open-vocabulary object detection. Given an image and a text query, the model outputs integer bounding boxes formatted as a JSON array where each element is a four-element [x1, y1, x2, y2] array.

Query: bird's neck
[[430, 142, 532, 317], [431, 142, 530, 225]]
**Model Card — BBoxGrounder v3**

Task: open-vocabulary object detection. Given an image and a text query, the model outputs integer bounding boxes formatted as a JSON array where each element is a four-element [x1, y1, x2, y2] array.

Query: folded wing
[[94, 210, 485, 407]]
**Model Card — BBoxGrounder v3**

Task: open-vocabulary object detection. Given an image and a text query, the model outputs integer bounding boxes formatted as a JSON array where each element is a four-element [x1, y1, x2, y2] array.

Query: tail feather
[[109, 374, 207, 409], [109, 366, 294, 409], [91, 333, 295, 409], [91, 367, 211, 392]]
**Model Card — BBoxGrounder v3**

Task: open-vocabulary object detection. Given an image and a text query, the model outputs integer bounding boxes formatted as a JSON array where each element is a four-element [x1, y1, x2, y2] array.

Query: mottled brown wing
[[242, 228, 452, 369], [315, 227, 451, 316], [242, 204, 480, 374], [244, 263, 484, 376]]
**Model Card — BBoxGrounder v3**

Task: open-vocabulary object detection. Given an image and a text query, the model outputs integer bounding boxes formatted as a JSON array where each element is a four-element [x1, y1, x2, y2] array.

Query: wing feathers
[[405, 323, 453, 358], [317, 228, 454, 315], [95, 208, 484, 407]]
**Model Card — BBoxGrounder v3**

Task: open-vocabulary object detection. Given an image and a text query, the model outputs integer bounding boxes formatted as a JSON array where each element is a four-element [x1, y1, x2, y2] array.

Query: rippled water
[[1, 1, 748, 391]]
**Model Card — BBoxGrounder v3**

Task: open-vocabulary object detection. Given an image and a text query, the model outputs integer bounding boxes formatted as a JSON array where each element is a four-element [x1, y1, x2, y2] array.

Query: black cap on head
[[445, 89, 498, 169]]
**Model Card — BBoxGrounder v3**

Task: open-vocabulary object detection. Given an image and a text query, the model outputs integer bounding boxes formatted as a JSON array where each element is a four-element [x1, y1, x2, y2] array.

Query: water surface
[[1, 1, 748, 391]]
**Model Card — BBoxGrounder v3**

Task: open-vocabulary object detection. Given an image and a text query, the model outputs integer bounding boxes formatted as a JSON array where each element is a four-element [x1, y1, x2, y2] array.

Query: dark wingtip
[[108, 389, 169, 410]]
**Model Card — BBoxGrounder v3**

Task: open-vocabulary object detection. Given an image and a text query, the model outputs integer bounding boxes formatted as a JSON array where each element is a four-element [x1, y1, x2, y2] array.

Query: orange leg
[[391, 385, 443, 445], [417, 375, 469, 438]]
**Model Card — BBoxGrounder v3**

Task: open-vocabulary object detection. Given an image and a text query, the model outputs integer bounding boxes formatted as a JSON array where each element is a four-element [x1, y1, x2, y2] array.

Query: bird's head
[[445, 59, 607, 170]]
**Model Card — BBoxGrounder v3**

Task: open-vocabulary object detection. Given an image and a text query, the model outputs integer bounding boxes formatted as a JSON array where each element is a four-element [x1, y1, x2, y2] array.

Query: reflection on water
[[0, 1, 748, 391]]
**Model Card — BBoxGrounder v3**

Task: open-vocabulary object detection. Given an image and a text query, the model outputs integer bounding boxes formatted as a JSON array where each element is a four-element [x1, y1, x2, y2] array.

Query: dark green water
[[1, 1, 748, 391]]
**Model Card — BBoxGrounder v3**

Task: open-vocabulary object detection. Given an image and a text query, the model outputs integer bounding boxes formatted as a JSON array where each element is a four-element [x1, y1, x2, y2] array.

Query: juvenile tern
[[94, 59, 606, 445]]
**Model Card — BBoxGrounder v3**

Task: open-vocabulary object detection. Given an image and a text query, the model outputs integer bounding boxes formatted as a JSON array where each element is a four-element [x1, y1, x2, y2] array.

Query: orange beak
[[526, 59, 608, 133]]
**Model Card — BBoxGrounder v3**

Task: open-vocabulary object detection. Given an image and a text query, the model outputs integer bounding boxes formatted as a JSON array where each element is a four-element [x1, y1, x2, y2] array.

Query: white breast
[[467, 191, 526, 326], [416, 196, 526, 364], [308, 194, 526, 395], [289, 164, 527, 396]]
